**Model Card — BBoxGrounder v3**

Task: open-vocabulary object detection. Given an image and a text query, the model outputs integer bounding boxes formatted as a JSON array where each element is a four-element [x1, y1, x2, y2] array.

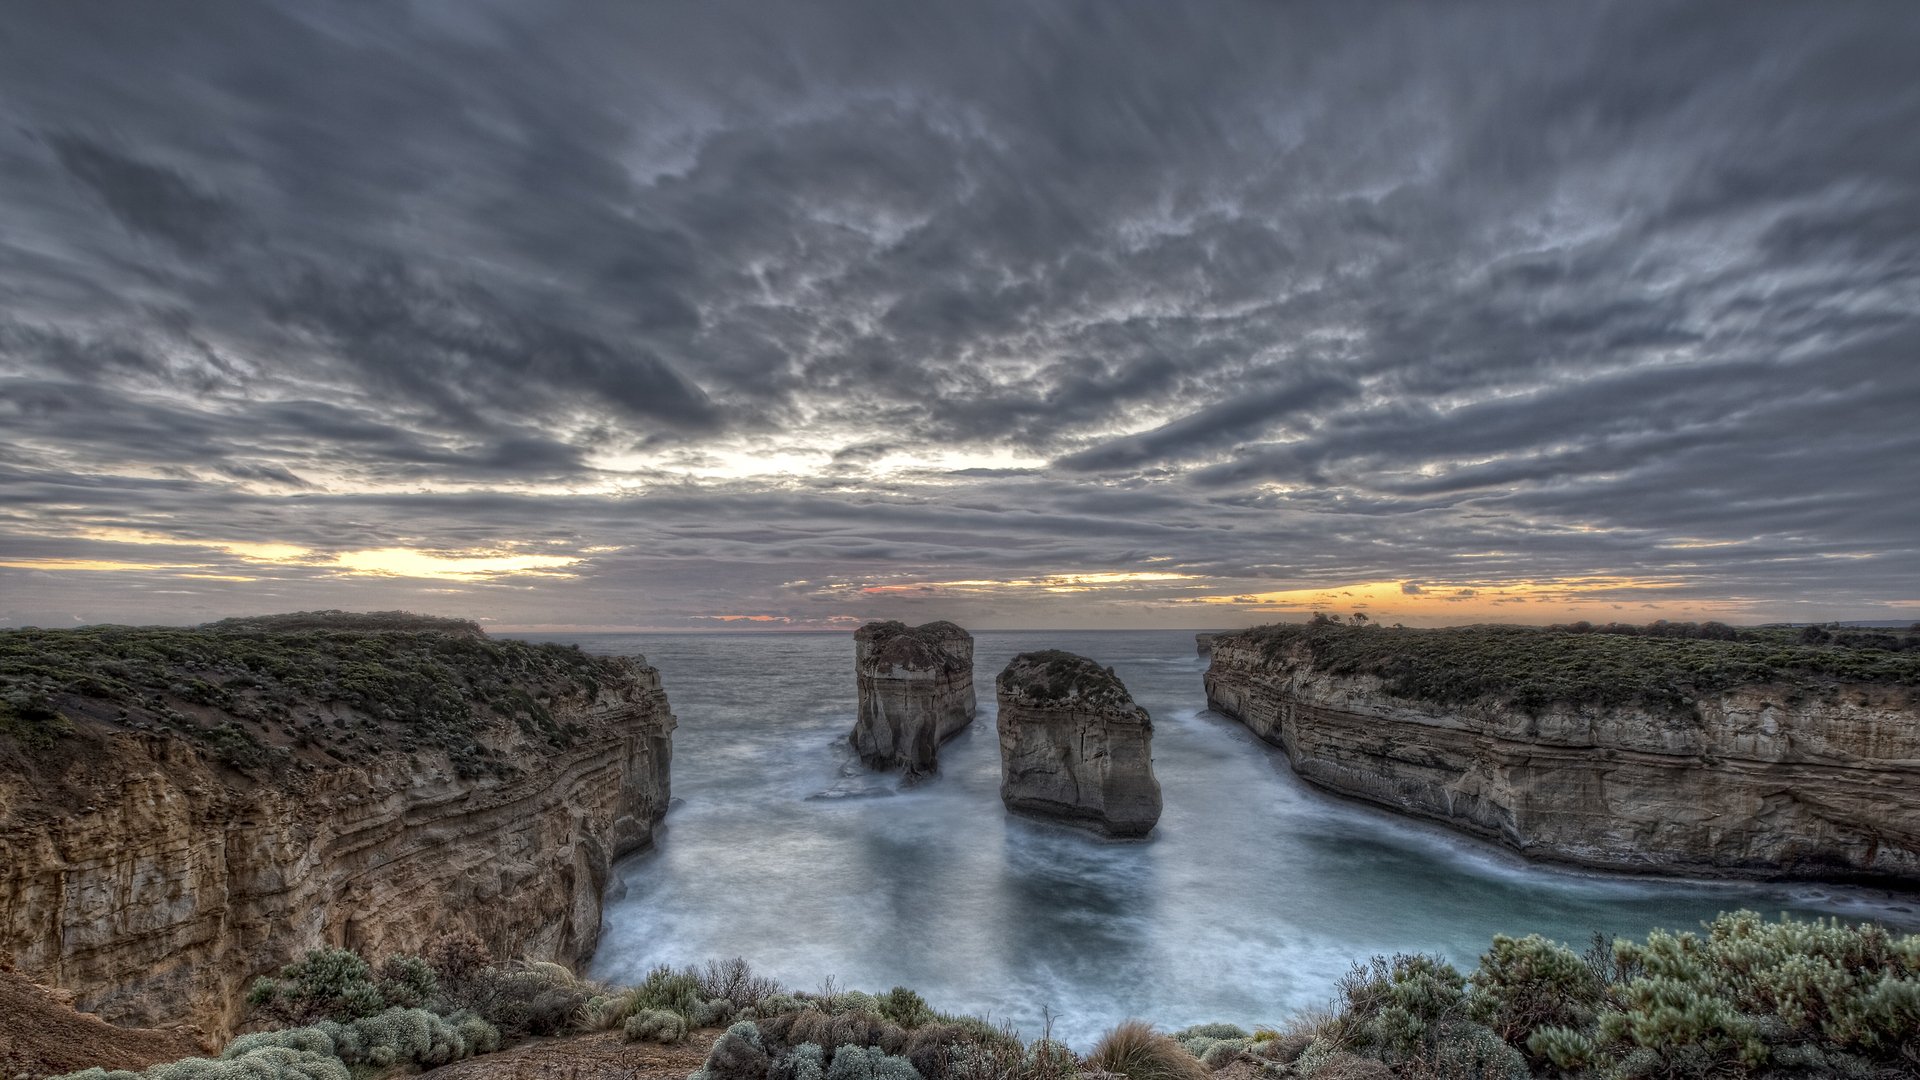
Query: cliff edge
[[1204, 620, 1920, 882], [0, 612, 674, 1039]]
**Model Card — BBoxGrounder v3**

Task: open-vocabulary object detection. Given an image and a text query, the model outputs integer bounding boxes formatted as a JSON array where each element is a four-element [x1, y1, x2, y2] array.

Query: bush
[[693, 1021, 772, 1080], [226, 1007, 499, 1067], [1089, 1021, 1206, 1080], [875, 987, 937, 1028], [1467, 933, 1602, 1046], [630, 963, 706, 1018], [245, 948, 386, 1025], [625, 1007, 690, 1043], [774, 1043, 827, 1080], [699, 957, 785, 1011], [1327, 954, 1469, 1065], [826, 1045, 923, 1080], [374, 954, 438, 1009]]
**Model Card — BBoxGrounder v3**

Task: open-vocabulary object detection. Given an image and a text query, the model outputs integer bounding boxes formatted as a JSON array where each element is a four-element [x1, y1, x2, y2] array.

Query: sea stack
[[996, 651, 1162, 837], [1196, 632, 1216, 656], [851, 620, 977, 777]]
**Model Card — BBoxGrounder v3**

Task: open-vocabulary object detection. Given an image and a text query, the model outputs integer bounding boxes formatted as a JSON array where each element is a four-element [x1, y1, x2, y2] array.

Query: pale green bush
[[691, 1020, 772, 1080], [625, 1007, 691, 1044], [825, 1044, 922, 1080]]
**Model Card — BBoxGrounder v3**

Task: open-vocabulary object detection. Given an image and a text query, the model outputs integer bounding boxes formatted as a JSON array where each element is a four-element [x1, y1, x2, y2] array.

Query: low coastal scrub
[[49, 911, 1920, 1080], [0, 612, 626, 776], [1224, 618, 1920, 715]]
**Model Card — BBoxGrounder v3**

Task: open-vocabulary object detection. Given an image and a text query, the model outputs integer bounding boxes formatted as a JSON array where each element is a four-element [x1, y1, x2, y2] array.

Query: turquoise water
[[509, 629, 1917, 1048]]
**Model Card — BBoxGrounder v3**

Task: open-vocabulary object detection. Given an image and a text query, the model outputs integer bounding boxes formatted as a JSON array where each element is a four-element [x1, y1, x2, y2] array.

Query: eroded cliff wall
[[851, 620, 976, 777], [997, 650, 1161, 838], [0, 621, 673, 1039], [1204, 624, 1920, 882]]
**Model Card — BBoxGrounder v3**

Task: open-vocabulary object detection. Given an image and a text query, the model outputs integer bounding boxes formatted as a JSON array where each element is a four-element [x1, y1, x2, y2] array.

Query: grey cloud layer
[[1, 1, 1916, 626]]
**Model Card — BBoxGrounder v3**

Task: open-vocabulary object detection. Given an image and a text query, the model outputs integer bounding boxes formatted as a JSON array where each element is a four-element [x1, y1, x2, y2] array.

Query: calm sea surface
[[507, 629, 1917, 1047]]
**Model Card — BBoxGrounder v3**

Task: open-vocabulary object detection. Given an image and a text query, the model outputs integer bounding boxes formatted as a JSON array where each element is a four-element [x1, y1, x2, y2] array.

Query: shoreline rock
[[1204, 622, 1920, 882], [850, 620, 976, 778], [996, 651, 1162, 838], [0, 617, 675, 1038]]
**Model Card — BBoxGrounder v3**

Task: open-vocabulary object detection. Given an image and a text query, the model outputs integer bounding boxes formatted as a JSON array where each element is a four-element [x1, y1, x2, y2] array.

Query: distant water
[[508, 629, 1918, 1048]]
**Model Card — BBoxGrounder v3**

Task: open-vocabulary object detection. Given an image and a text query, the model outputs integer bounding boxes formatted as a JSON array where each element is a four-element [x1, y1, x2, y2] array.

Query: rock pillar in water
[[851, 620, 977, 777], [995, 650, 1162, 837]]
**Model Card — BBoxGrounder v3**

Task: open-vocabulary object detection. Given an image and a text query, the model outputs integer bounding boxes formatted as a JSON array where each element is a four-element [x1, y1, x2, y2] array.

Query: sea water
[[508, 629, 1917, 1048]]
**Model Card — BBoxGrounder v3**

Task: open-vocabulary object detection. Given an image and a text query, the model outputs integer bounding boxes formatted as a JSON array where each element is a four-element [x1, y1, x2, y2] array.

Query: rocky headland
[[850, 620, 976, 778], [996, 651, 1162, 838], [1204, 620, 1920, 882], [0, 612, 674, 1040]]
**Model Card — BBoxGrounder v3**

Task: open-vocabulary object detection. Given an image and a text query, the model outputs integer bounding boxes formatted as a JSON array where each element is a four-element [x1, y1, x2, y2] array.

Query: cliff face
[[850, 620, 976, 778], [0, 620, 673, 1039], [996, 651, 1162, 838], [1205, 626, 1920, 881]]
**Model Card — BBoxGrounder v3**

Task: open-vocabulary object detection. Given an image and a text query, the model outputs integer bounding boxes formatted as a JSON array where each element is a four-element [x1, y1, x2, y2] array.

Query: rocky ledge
[[0, 612, 674, 1039], [1204, 620, 1920, 882], [996, 651, 1162, 838], [850, 620, 976, 778]]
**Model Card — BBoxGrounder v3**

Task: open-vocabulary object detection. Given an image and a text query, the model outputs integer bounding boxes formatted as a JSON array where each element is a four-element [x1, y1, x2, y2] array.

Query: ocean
[[507, 629, 1916, 1048]]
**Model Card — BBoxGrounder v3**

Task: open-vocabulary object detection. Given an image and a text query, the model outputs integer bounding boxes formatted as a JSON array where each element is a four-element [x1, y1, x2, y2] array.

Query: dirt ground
[[421, 1029, 722, 1080], [0, 967, 205, 1078]]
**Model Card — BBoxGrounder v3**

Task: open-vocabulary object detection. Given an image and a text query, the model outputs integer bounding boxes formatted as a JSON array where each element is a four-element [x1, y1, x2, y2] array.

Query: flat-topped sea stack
[[0, 611, 675, 1039], [1205, 619, 1920, 882], [1196, 633, 1216, 656], [851, 619, 977, 777], [996, 651, 1162, 837]]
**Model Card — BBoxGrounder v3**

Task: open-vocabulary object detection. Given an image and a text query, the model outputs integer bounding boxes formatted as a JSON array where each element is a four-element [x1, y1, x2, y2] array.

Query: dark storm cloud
[[44, 134, 243, 256], [2, 1, 1917, 627]]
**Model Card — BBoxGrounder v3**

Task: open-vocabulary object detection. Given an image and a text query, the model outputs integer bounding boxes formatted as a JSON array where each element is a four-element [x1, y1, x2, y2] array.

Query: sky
[[2, 2, 1917, 632]]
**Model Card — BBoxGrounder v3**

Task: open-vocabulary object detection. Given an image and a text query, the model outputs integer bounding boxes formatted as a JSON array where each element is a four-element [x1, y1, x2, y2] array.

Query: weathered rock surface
[[1205, 626, 1920, 881], [0, 618, 674, 1039], [996, 651, 1162, 837], [850, 620, 976, 777], [1196, 633, 1216, 656]]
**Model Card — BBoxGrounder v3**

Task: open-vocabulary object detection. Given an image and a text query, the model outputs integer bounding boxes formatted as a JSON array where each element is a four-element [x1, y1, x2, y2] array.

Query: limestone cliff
[[0, 615, 674, 1038], [1205, 622, 1920, 882], [850, 620, 976, 778], [996, 651, 1162, 838]]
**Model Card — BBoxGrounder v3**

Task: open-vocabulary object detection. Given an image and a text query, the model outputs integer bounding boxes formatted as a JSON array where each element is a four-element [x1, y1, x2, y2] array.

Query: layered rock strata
[[1205, 624, 1920, 882], [850, 620, 976, 777], [996, 651, 1162, 838], [0, 618, 674, 1038]]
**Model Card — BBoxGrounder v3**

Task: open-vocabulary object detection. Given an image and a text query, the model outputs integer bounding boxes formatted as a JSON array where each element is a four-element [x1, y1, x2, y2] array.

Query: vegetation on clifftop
[[1220, 619, 1920, 715], [997, 650, 1140, 711], [0, 612, 630, 777], [51, 911, 1920, 1080]]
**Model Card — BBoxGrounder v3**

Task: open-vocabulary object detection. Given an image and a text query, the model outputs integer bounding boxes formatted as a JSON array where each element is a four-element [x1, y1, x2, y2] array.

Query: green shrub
[[374, 954, 438, 1009], [693, 1020, 773, 1080], [775, 1043, 827, 1080], [1172, 1024, 1248, 1042], [226, 1007, 498, 1067], [631, 963, 706, 1018], [625, 1007, 690, 1043], [875, 987, 937, 1028], [1327, 954, 1469, 1064], [1404, 1021, 1527, 1080], [1524, 1025, 1594, 1070], [1467, 933, 1603, 1046], [826, 1045, 923, 1080], [245, 948, 386, 1025]]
